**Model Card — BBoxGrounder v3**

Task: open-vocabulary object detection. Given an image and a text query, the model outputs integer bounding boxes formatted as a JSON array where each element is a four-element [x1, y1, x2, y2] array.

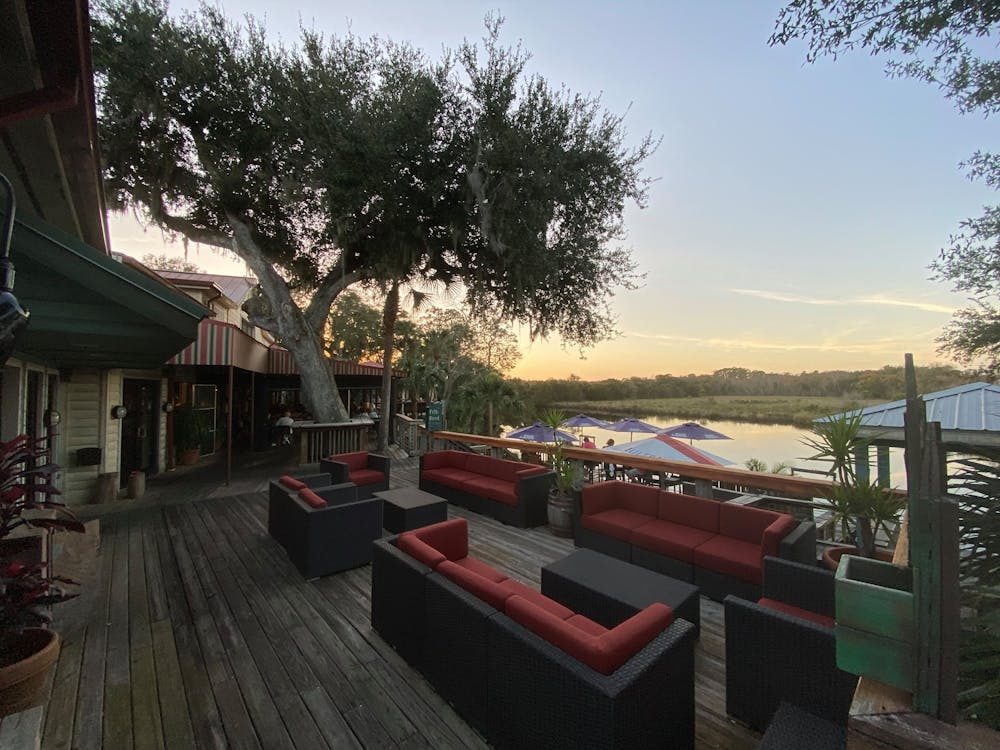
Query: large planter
[[834, 554, 914, 691], [547, 493, 574, 538], [178, 447, 200, 466], [0, 628, 61, 716], [821, 544, 894, 571]]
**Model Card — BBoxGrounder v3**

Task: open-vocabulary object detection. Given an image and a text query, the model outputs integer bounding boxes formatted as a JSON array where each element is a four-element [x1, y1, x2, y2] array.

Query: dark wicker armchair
[[267, 479, 382, 578], [319, 451, 390, 499], [724, 556, 858, 732]]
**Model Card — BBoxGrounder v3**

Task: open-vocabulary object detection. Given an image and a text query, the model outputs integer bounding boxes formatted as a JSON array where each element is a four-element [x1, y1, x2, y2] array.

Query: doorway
[[120, 379, 159, 487]]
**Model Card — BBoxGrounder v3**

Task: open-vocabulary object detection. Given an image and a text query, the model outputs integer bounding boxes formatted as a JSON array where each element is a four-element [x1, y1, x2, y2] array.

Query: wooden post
[[855, 446, 871, 484], [226, 365, 233, 486], [877, 445, 891, 488]]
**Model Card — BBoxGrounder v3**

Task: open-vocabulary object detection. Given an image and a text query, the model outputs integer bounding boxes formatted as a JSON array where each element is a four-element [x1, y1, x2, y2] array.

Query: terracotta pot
[[822, 544, 894, 571], [178, 447, 200, 466], [547, 493, 574, 538], [0, 628, 61, 717]]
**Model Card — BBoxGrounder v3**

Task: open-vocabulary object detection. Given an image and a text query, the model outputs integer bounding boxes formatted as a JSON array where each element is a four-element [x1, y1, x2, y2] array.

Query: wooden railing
[[294, 421, 371, 464]]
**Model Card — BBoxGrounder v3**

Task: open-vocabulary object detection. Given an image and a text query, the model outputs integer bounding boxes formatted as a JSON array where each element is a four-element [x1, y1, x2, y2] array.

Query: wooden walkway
[[14, 457, 759, 749]]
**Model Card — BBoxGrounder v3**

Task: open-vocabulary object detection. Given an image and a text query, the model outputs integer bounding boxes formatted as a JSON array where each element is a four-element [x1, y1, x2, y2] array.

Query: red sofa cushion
[[658, 491, 720, 533], [452, 556, 508, 582], [422, 450, 469, 471], [279, 475, 306, 491], [615, 482, 660, 516], [693, 535, 764, 584], [581, 509, 653, 542], [329, 451, 368, 471], [298, 488, 327, 508], [761, 514, 799, 561], [718, 503, 782, 545], [467, 454, 521, 483], [438, 560, 512, 609], [462, 476, 518, 507], [397, 533, 446, 568], [410, 518, 468, 561], [566, 614, 608, 637], [580, 482, 621, 516], [506, 596, 673, 675], [422, 467, 481, 490], [349, 468, 385, 486], [758, 598, 834, 629], [630, 518, 716, 563], [499, 580, 573, 619]]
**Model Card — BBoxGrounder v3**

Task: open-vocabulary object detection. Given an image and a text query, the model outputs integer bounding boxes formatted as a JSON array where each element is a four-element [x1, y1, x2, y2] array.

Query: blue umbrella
[[660, 422, 732, 445], [560, 414, 610, 429], [604, 417, 663, 442], [505, 422, 578, 444]]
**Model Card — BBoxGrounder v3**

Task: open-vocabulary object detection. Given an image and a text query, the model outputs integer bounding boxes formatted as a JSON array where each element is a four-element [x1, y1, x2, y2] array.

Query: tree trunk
[[378, 282, 399, 453]]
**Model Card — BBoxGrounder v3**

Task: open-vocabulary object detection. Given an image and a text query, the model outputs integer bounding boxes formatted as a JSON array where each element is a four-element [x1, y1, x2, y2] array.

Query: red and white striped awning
[[267, 347, 404, 378], [167, 319, 269, 372]]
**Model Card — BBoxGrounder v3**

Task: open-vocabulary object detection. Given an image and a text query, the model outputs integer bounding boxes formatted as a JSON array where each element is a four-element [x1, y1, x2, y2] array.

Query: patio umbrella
[[660, 421, 732, 445], [505, 422, 578, 444], [603, 434, 733, 465], [560, 413, 610, 429], [604, 417, 663, 442]]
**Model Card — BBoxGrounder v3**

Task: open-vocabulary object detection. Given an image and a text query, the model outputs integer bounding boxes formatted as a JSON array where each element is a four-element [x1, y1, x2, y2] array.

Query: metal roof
[[157, 270, 256, 307]]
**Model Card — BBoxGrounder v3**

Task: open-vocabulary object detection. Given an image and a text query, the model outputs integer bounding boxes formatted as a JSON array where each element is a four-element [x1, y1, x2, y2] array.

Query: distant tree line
[[513, 364, 979, 410]]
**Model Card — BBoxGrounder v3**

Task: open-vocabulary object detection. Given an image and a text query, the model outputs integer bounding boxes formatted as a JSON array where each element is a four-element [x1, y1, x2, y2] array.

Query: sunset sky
[[108, 1, 1000, 380]]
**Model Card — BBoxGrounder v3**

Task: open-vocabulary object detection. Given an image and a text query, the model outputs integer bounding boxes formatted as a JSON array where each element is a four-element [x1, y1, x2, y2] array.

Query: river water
[[573, 416, 908, 489]]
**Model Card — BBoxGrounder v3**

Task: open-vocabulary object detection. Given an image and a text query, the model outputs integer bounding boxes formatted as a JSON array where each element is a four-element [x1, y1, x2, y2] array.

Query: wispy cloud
[[730, 288, 955, 314], [626, 330, 931, 355]]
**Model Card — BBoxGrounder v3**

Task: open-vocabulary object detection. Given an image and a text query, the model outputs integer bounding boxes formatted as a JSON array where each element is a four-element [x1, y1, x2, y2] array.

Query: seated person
[[273, 409, 295, 445], [603, 438, 618, 480]]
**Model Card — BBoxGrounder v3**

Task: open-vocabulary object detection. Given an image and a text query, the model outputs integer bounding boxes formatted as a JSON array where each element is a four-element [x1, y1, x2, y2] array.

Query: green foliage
[[947, 451, 1000, 728], [540, 409, 577, 496], [771, 1, 1000, 377], [173, 404, 206, 452], [744, 457, 792, 474], [744, 457, 767, 472], [140, 253, 202, 273], [801, 409, 870, 485], [326, 292, 388, 361]]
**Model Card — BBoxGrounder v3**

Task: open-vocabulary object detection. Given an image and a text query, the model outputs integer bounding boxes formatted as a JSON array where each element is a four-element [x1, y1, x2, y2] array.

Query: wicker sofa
[[725, 557, 858, 732], [574, 481, 816, 601], [371, 518, 696, 750], [319, 451, 390, 499], [267, 474, 382, 578], [418, 450, 555, 528]]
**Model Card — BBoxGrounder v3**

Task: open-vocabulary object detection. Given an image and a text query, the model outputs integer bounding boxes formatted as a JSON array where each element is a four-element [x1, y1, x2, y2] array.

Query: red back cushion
[[423, 451, 468, 471], [616, 483, 659, 517], [412, 518, 468, 561], [437, 560, 512, 609], [506, 596, 673, 675], [658, 491, 720, 533], [758, 597, 834, 629], [329, 451, 368, 471], [298, 488, 327, 508], [719, 503, 782, 544], [761, 514, 799, 560], [398, 533, 446, 568], [279, 475, 306, 491], [580, 482, 621, 516], [466, 454, 515, 482]]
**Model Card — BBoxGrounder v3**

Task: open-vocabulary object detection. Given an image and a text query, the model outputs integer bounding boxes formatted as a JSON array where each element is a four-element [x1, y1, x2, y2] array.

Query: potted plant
[[541, 410, 581, 538], [0, 433, 83, 716], [173, 403, 205, 466]]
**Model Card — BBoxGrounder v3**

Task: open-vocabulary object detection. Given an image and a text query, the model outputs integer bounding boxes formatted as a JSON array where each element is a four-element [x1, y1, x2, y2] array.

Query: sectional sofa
[[418, 450, 555, 528], [574, 481, 816, 601], [371, 518, 696, 750]]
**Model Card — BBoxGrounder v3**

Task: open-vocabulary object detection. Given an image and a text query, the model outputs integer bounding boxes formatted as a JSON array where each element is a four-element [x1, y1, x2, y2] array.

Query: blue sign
[[425, 401, 444, 431]]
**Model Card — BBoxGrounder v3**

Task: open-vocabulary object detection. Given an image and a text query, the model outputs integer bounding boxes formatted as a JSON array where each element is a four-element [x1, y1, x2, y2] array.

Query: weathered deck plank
[[39, 458, 759, 749]]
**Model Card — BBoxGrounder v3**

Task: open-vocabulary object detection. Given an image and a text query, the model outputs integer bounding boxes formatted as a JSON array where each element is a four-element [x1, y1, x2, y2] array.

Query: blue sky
[[108, 1, 1000, 378]]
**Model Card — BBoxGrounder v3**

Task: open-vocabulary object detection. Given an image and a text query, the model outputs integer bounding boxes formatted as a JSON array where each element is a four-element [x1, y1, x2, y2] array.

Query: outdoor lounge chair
[[724, 556, 858, 732], [319, 451, 390, 499]]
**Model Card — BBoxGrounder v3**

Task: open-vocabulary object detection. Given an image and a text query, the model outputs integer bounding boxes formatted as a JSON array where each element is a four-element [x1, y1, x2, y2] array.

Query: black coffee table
[[541, 548, 700, 634], [374, 487, 448, 533]]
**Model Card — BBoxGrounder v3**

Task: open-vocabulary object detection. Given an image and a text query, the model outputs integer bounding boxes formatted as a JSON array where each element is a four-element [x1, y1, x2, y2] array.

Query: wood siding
[[64, 370, 101, 505]]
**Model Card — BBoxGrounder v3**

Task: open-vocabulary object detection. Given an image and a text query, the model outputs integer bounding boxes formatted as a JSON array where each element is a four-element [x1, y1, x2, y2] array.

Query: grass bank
[[549, 395, 880, 427]]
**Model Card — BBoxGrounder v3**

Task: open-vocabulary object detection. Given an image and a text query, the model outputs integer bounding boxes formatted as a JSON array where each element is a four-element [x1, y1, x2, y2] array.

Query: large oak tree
[[93, 1, 651, 420]]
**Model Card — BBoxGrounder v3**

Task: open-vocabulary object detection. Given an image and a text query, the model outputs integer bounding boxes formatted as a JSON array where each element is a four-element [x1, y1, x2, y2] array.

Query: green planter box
[[835, 554, 914, 691]]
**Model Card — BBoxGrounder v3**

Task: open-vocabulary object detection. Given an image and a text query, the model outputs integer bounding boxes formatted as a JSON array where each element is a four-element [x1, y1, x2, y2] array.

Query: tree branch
[[304, 262, 362, 335]]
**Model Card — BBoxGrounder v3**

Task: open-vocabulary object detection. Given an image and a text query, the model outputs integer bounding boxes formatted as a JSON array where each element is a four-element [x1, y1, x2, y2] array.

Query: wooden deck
[[12, 457, 759, 749]]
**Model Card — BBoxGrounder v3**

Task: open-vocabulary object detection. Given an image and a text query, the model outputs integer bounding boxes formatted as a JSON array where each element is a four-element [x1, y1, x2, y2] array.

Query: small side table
[[374, 487, 448, 533]]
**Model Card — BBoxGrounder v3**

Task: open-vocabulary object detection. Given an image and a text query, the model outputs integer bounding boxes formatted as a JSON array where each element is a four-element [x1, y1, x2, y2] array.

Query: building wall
[[63, 369, 101, 504], [103, 370, 122, 477]]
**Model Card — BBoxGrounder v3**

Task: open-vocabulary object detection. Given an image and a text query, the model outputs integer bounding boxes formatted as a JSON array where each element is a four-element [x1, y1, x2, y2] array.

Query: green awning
[[7, 210, 209, 369]]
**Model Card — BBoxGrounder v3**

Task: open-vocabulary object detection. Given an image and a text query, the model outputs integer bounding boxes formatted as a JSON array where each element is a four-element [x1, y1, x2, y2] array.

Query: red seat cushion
[[438, 560, 512, 609], [422, 467, 481, 490], [397, 533, 446, 568], [580, 509, 654, 542], [411, 518, 468, 561], [693, 535, 764, 584], [329, 451, 368, 471], [566, 613, 608, 637], [498, 580, 573, 619], [657, 491, 719, 533], [462, 476, 518, 507], [757, 598, 835, 629], [452, 556, 508, 582], [349, 468, 385, 486], [630, 518, 716, 563], [297, 488, 327, 508], [279, 475, 306, 491], [506, 596, 673, 675]]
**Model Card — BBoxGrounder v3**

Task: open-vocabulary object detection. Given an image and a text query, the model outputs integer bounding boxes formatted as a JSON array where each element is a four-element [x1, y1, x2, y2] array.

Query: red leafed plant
[[1, 434, 83, 633]]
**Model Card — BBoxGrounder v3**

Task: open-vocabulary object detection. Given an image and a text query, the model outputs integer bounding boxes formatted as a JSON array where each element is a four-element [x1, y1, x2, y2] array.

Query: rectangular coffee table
[[374, 487, 448, 533], [541, 548, 700, 634]]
